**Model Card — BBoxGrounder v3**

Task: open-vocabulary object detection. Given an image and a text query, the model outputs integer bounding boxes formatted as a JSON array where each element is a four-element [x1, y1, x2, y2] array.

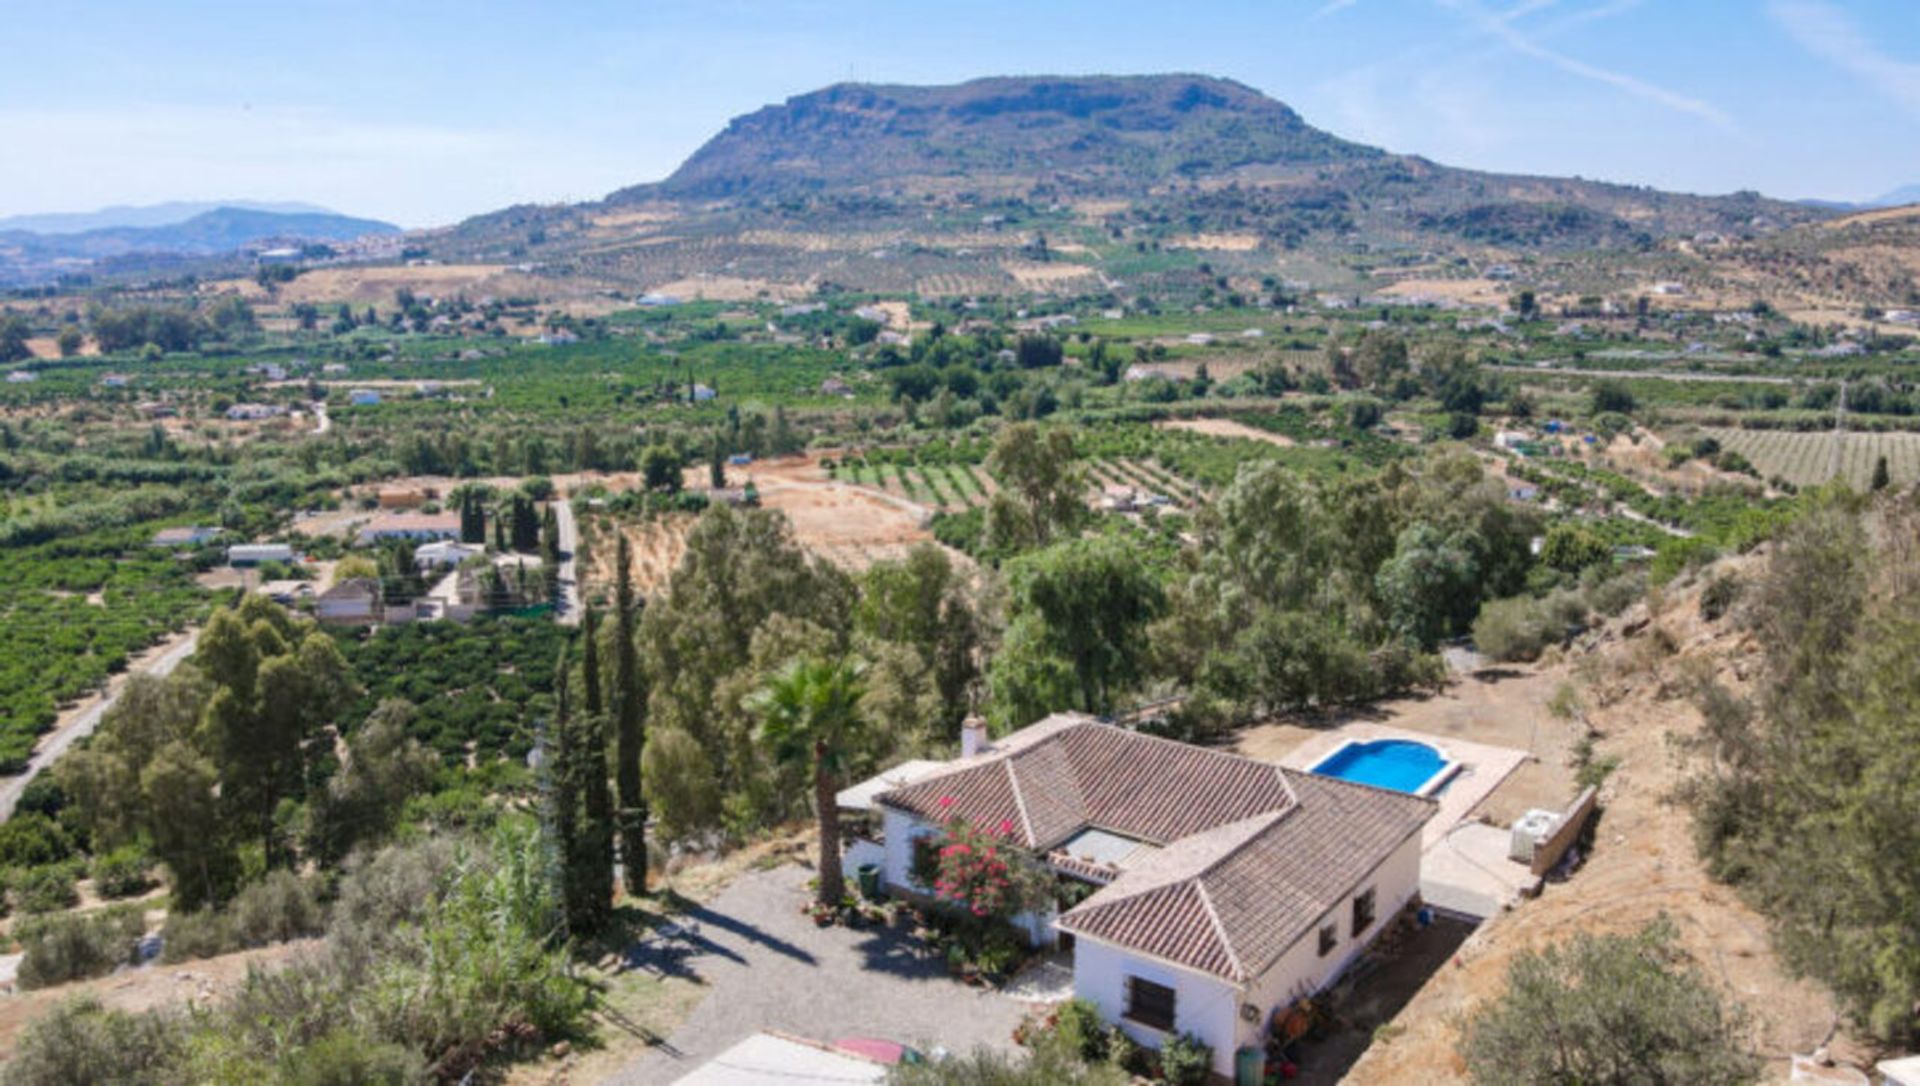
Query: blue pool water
[[1311, 739, 1449, 794]]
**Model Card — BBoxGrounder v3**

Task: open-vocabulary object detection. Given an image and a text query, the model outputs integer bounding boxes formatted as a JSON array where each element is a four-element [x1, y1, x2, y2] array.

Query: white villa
[[846, 713, 1436, 1078]]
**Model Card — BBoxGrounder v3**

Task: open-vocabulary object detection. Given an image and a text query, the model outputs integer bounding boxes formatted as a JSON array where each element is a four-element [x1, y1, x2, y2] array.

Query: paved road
[[552, 496, 581, 626], [607, 865, 1028, 1083], [0, 631, 200, 821]]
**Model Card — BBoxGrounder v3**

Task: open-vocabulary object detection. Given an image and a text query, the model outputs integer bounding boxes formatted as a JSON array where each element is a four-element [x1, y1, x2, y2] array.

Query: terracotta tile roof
[[878, 715, 1296, 850], [877, 714, 1436, 984], [1059, 772, 1436, 983]]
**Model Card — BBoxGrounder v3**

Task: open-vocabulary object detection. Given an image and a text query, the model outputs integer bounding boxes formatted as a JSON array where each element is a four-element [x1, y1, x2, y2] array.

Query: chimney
[[960, 715, 989, 759]]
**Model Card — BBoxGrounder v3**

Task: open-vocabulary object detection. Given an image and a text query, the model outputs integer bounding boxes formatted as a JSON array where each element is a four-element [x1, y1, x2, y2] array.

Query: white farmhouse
[[855, 714, 1435, 1079]]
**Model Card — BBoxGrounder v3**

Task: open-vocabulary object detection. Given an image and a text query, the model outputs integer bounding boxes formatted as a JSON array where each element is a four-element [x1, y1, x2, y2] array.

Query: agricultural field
[[1701, 426, 1920, 490]]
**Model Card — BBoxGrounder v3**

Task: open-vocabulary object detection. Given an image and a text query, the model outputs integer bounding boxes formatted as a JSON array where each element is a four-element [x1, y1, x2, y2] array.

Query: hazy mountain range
[[0, 205, 401, 286], [0, 200, 342, 236]]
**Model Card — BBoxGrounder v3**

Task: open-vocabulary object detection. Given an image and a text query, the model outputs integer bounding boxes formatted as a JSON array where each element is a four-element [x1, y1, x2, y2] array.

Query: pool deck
[[1277, 722, 1529, 850]]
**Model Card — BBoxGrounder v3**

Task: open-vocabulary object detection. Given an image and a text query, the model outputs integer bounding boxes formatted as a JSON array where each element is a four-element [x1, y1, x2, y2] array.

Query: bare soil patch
[[0, 940, 317, 1054], [1343, 571, 1855, 1083], [1156, 416, 1296, 447]]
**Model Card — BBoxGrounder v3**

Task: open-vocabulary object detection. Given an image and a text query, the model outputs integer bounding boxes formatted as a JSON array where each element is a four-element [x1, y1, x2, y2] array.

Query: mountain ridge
[[0, 200, 342, 236], [614, 73, 1382, 202]]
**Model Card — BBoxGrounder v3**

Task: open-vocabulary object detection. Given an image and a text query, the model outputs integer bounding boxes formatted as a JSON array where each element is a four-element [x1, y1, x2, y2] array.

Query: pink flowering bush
[[916, 801, 1049, 925]]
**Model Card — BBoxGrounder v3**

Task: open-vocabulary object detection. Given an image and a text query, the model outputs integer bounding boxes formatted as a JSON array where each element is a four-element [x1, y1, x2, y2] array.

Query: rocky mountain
[[615, 75, 1378, 201], [425, 74, 1835, 298]]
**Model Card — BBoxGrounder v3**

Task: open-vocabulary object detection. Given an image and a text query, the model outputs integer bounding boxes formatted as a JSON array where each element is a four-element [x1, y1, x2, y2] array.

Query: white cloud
[[1770, 0, 1920, 118], [1438, 0, 1737, 130]]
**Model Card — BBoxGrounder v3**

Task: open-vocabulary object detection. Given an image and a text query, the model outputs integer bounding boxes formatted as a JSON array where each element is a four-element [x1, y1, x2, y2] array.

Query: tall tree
[[983, 423, 1085, 555], [578, 608, 615, 909], [544, 646, 612, 935], [988, 536, 1163, 726], [752, 656, 867, 908], [612, 533, 648, 896]]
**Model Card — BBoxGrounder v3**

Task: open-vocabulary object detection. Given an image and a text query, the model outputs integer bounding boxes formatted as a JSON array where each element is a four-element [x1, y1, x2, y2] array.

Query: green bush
[[4, 997, 186, 1086], [1157, 1032, 1214, 1086], [89, 846, 155, 899], [1699, 573, 1741, 622], [276, 1027, 428, 1086], [0, 813, 73, 868], [13, 862, 81, 914], [1473, 590, 1587, 662], [16, 906, 144, 989], [1052, 998, 1110, 1062], [163, 869, 326, 962], [229, 869, 327, 946], [161, 908, 239, 962], [1459, 918, 1758, 1085]]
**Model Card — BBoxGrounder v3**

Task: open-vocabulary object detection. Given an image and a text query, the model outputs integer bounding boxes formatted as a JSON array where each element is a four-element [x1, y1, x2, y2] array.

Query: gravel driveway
[[608, 864, 1029, 1083]]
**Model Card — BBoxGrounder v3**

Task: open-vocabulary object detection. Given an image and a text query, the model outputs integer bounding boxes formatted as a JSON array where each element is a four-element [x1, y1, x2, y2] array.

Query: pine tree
[[613, 532, 648, 896]]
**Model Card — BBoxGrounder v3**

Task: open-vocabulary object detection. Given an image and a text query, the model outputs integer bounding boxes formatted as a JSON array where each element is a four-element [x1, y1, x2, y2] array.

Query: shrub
[[1157, 1032, 1215, 1086], [4, 997, 186, 1086], [14, 775, 68, 820], [90, 846, 155, 899], [1473, 590, 1586, 662], [0, 813, 73, 868], [13, 862, 81, 914], [1459, 918, 1759, 1085], [1052, 997, 1110, 1062], [1699, 573, 1741, 622], [163, 869, 326, 963], [276, 1027, 428, 1086], [229, 869, 326, 946], [16, 907, 144, 989], [161, 908, 239, 963]]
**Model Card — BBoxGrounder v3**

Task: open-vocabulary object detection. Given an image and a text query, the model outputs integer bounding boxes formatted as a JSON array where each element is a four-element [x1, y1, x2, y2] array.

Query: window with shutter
[[1124, 975, 1177, 1032]]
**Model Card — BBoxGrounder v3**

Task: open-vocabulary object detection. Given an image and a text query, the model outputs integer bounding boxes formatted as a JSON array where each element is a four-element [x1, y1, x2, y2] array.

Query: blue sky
[[0, 0, 1915, 227]]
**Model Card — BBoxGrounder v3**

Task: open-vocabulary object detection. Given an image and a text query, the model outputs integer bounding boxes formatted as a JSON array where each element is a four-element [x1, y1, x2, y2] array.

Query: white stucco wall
[[1069, 828, 1425, 1078], [1073, 937, 1243, 1078], [879, 807, 931, 894], [1234, 829, 1425, 1057]]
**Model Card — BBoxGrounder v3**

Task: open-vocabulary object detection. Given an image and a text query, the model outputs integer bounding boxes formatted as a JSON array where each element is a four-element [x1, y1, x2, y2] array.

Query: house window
[[1351, 887, 1377, 936], [1124, 976, 1178, 1032], [1318, 922, 1338, 957]]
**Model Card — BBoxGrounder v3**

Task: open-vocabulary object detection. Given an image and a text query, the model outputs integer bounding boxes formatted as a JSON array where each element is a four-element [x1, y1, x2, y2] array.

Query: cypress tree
[[579, 608, 615, 911], [1871, 455, 1890, 492], [544, 646, 587, 936], [613, 532, 648, 896]]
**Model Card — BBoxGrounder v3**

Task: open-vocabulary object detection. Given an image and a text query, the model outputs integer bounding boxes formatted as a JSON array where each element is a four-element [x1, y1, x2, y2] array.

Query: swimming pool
[[1310, 738, 1457, 796]]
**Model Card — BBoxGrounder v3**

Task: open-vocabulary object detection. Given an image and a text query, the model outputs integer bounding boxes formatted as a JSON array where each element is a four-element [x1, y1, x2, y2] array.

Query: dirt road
[[0, 630, 200, 821]]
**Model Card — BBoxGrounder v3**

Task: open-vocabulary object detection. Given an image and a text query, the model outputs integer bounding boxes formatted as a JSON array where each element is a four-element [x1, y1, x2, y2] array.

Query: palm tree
[[753, 656, 867, 909]]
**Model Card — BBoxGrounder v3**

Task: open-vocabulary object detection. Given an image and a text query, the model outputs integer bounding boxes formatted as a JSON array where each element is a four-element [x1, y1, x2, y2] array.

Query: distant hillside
[[615, 75, 1378, 201], [0, 200, 338, 235], [1873, 183, 1920, 208], [0, 206, 401, 286]]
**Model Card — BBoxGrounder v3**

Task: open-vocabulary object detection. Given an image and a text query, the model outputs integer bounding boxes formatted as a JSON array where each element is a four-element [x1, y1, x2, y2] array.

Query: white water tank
[[1509, 809, 1563, 864]]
